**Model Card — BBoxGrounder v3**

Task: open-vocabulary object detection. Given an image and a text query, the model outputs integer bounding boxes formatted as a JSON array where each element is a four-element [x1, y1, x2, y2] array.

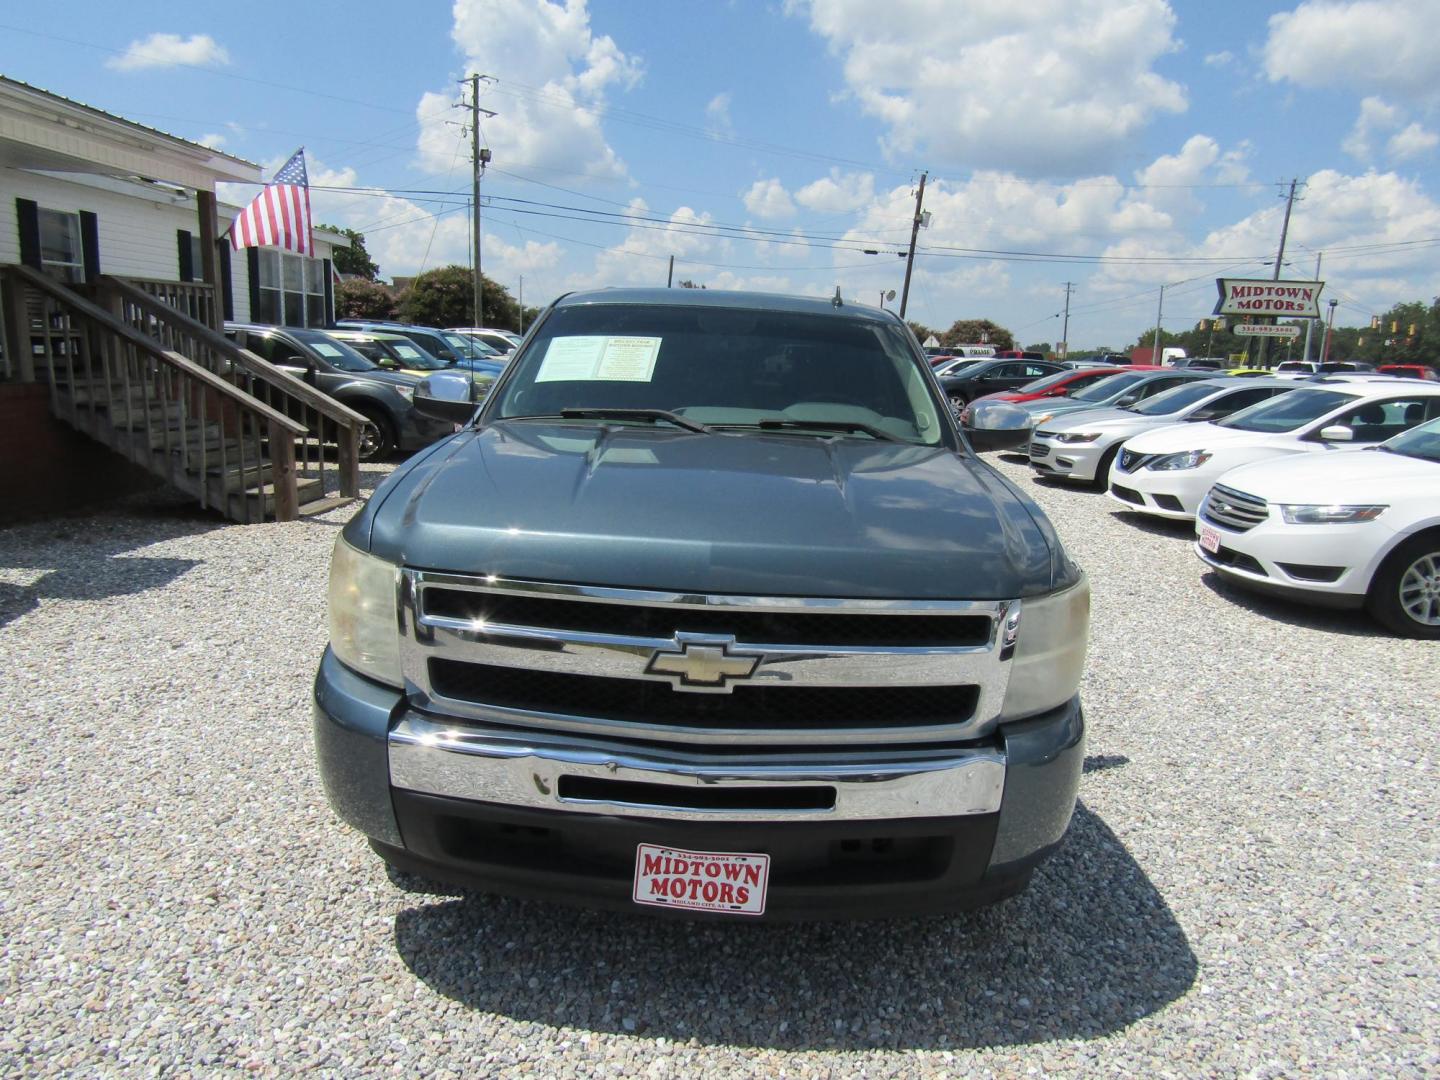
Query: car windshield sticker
[[536, 336, 662, 382], [312, 343, 343, 358], [394, 345, 423, 359]]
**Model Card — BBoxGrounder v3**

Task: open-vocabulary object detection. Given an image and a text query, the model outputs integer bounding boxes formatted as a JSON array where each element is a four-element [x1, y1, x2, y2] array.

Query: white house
[[0, 77, 355, 520]]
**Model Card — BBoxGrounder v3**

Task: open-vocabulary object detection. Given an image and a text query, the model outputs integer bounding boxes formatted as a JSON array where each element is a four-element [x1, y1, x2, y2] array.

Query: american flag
[[229, 148, 313, 257]]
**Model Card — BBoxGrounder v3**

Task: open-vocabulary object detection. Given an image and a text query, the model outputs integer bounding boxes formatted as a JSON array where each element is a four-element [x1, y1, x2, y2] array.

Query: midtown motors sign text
[[1214, 279, 1325, 319]]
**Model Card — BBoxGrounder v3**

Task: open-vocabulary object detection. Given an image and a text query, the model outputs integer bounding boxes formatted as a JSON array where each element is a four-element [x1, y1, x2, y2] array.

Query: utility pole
[[1152, 284, 1165, 363], [518, 275, 524, 331], [1302, 251, 1322, 363], [1060, 282, 1074, 359], [898, 171, 928, 320], [1256, 178, 1301, 367], [667, 255, 674, 288], [461, 74, 497, 326]]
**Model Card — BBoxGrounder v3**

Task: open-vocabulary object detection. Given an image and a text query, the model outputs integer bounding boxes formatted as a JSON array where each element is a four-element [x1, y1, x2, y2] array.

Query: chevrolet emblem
[[645, 636, 761, 692]]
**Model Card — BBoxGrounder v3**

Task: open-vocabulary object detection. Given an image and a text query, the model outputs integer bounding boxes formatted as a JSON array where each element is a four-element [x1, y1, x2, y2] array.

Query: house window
[[39, 209, 84, 283], [255, 249, 326, 327]]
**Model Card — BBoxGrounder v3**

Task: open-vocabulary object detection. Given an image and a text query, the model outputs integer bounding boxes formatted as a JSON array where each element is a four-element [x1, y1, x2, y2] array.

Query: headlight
[[1279, 504, 1387, 524], [394, 385, 415, 401], [1000, 576, 1090, 722], [1148, 449, 1212, 471], [328, 536, 403, 687], [1054, 432, 1102, 444]]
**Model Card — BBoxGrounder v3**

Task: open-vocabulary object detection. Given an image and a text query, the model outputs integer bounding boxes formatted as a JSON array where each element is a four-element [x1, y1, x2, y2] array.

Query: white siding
[[3, 167, 337, 324]]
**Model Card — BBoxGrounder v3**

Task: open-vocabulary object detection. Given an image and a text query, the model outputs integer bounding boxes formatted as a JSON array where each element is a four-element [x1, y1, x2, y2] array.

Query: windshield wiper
[[753, 418, 898, 442], [557, 408, 711, 433]]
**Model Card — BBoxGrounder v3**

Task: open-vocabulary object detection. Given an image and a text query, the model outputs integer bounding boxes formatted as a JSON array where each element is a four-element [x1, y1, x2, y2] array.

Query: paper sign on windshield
[[535, 336, 662, 382]]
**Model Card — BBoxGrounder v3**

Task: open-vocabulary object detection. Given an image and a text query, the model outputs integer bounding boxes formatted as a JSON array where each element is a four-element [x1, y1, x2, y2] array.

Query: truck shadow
[[391, 802, 1195, 1051]]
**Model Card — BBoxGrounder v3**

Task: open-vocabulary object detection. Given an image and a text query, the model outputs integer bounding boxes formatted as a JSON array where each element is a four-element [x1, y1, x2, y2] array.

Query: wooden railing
[[125, 277, 217, 331], [1, 264, 309, 522], [94, 275, 364, 502]]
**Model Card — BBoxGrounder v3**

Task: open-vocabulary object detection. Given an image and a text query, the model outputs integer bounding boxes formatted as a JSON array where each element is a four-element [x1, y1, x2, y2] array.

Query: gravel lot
[[1, 451, 1435, 1077]]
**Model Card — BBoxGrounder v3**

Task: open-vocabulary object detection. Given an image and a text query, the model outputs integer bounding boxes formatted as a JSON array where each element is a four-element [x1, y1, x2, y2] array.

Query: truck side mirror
[[962, 402, 1032, 452], [414, 371, 480, 424]]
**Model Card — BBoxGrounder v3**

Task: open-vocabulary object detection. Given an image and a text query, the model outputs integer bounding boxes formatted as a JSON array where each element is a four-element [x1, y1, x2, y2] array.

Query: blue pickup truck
[[313, 288, 1090, 920]]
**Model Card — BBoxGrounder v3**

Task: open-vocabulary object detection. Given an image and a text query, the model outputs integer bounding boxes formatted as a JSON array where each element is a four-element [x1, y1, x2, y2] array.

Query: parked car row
[[223, 320, 516, 462], [963, 370, 1440, 637]]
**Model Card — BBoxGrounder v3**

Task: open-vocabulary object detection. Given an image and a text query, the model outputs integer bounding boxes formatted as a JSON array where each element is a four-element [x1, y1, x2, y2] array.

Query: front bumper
[[1106, 462, 1211, 519], [1028, 435, 1107, 482], [1194, 513, 1389, 607], [312, 648, 1085, 919]]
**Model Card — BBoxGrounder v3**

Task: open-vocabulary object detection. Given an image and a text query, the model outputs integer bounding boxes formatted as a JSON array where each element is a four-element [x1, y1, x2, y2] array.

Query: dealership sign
[[1215, 279, 1324, 318], [1234, 323, 1302, 338]]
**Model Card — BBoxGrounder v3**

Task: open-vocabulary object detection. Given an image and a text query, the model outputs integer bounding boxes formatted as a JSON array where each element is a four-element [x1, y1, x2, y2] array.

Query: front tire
[[356, 408, 397, 462], [1088, 444, 1121, 492], [1366, 534, 1440, 638]]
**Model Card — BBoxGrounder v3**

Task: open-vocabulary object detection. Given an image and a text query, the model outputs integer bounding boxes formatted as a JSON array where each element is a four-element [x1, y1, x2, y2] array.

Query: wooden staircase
[[1, 265, 366, 523]]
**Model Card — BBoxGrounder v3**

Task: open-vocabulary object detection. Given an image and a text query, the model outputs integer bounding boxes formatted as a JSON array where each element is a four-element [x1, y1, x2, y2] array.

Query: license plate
[[1199, 525, 1221, 553], [632, 844, 770, 916]]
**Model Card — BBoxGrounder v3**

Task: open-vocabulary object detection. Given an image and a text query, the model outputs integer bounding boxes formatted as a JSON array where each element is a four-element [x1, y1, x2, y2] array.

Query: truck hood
[[359, 421, 1061, 599], [1215, 447, 1440, 502]]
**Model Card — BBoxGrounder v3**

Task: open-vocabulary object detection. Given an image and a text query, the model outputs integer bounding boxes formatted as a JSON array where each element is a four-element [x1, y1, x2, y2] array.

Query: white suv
[[1195, 417, 1440, 637], [1107, 381, 1440, 520]]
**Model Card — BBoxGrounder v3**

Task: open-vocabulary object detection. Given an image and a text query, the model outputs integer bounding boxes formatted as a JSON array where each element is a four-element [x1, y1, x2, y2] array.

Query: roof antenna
[[832, 285, 843, 307]]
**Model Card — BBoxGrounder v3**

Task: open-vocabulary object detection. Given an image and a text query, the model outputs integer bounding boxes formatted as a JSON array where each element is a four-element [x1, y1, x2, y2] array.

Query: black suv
[[224, 323, 453, 460]]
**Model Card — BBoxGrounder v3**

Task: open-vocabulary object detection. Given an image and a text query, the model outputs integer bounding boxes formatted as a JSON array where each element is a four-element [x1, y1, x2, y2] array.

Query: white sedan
[[1194, 417, 1440, 637], [1106, 380, 1440, 520], [1029, 378, 1290, 488]]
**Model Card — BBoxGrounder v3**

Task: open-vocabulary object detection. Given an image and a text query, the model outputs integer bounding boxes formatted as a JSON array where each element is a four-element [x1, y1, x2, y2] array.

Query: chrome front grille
[[1028, 441, 1050, 459], [1202, 484, 1269, 532], [399, 572, 1016, 748]]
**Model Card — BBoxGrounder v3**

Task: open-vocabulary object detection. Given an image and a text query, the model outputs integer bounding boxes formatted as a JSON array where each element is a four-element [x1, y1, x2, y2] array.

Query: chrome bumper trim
[[389, 715, 1006, 822]]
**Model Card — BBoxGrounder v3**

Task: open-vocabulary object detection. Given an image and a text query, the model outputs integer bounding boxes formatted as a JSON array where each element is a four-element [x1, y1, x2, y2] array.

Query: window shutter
[[246, 247, 260, 319], [177, 230, 194, 282], [219, 243, 234, 321], [79, 211, 100, 282], [16, 198, 40, 268]]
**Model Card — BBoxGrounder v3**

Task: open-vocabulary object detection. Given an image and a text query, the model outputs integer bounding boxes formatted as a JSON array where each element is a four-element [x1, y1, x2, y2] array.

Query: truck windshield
[[1215, 388, 1354, 432], [491, 304, 946, 445]]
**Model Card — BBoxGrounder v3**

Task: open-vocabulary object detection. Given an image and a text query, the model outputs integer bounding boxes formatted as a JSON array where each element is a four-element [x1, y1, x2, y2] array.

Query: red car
[[1377, 364, 1438, 380], [966, 366, 1137, 405]]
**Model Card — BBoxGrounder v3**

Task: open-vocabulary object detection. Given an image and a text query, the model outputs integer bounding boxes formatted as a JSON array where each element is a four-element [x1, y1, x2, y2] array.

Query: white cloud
[[789, 0, 1185, 174], [1342, 97, 1438, 164], [1204, 51, 1234, 68], [1387, 122, 1439, 161], [579, 200, 722, 289], [1343, 97, 1401, 160], [417, 0, 640, 181], [706, 92, 734, 136], [1264, 1, 1440, 104], [197, 132, 227, 150], [107, 32, 229, 72], [1129, 135, 1244, 214], [743, 178, 796, 219], [795, 169, 875, 213]]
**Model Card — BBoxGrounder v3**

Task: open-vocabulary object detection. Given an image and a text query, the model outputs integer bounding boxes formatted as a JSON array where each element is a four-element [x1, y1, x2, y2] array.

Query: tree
[[677, 279, 706, 289], [318, 224, 380, 281], [397, 265, 522, 329], [1024, 342, 1054, 356], [906, 321, 935, 342], [940, 319, 1014, 351], [335, 278, 397, 320]]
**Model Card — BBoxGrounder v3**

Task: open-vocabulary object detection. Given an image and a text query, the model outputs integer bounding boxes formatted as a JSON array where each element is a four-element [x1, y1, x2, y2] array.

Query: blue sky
[[6, 0, 1440, 348]]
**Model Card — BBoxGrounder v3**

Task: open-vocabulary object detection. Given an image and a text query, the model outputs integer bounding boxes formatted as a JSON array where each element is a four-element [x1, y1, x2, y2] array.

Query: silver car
[[1028, 379, 1293, 488]]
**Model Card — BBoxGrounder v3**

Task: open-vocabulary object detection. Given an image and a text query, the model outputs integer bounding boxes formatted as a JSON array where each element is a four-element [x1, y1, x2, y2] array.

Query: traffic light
[[1391, 321, 1399, 333], [1370, 316, 1380, 330], [1409, 323, 1417, 337]]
